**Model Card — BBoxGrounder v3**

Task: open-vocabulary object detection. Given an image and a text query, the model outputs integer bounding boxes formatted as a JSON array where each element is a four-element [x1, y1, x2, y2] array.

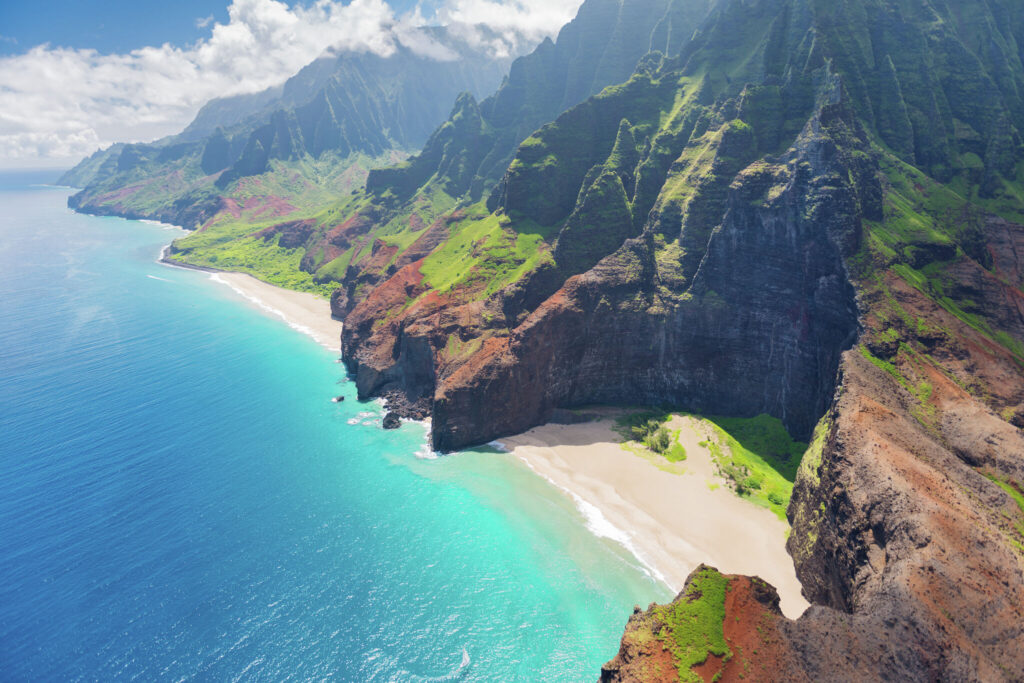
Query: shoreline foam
[[158, 247, 342, 352], [210, 273, 343, 352], [500, 416, 810, 618]]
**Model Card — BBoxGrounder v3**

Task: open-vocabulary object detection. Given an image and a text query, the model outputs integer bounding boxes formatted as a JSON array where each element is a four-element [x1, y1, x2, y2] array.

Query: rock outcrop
[[427, 84, 870, 450], [602, 333, 1024, 680]]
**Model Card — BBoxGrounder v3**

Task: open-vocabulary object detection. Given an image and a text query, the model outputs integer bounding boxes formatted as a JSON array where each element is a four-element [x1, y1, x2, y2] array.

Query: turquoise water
[[0, 178, 669, 681]]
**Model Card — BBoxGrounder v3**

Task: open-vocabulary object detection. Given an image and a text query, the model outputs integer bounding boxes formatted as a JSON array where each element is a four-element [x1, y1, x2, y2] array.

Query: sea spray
[[139, 219, 185, 231]]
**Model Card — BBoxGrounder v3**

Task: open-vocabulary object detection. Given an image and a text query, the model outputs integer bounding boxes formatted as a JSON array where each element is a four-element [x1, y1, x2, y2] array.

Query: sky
[[0, 0, 583, 169]]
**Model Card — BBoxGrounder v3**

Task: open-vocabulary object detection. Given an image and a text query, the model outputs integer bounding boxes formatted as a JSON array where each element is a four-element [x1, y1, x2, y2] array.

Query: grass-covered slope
[[175, 0, 724, 321], [65, 0, 723, 311]]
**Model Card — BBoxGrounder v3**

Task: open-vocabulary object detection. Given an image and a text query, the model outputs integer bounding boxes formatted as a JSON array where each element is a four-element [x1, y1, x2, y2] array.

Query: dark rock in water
[[333, 396, 345, 403], [382, 412, 401, 430]]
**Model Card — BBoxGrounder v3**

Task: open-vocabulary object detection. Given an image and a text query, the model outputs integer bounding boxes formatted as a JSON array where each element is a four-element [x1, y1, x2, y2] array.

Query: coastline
[[498, 415, 810, 619], [153, 238, 805, 619], [159, 247, 343, 352]]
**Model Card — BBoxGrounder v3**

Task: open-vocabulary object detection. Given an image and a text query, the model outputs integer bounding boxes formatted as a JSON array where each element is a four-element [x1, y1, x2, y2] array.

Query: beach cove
[[500, 418, 809, 618]]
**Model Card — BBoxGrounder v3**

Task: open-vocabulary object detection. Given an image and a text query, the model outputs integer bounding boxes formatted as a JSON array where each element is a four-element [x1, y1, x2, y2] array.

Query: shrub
[[646, 427, 672, 454]]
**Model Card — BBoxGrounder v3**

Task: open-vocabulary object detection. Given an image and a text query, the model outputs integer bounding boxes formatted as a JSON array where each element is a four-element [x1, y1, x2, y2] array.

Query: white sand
[[501, 415, 809, 618], [209, 272, 343, 352]]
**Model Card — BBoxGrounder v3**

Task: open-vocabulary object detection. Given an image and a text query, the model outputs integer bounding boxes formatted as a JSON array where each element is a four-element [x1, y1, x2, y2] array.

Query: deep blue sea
[[0, 175, 668, 681]]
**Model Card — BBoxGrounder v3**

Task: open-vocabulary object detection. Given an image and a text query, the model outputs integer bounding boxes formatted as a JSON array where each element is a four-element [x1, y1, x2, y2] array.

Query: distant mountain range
[[63, 0, 1024, 679], [62, 25, 518, 227]]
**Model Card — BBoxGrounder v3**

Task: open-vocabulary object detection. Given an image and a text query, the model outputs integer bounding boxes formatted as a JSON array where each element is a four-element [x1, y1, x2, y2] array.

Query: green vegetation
[[859, 344, 904, 384], [699, 415, 807, 520], [417, 208, 555, 297], [985, 474, 1024, 554], [634, 420, 672, 454], [798, 416, 834, 487], [665, 431, 689, 463], [987, 474, 1024, 516], [617, 411, 803, 516], [615, 410, 687, 462], [859, 345, 939, 429], [655, 566, 732, 682], [614, 409, 674, 438], [855, 151, 1024, 368], [169, 237, 334, 296], [706, 414, 805, 482]]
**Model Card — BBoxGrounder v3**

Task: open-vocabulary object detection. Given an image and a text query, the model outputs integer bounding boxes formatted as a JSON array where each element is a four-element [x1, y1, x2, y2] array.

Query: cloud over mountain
[[0, 0, 582, 168]]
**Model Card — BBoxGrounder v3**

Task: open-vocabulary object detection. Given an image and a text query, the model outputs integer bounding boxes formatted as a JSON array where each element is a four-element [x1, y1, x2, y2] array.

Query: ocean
[[0, 175, 669, 681]]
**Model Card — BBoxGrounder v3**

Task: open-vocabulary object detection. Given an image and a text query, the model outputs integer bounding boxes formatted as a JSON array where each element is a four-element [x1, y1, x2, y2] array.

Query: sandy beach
[[500, 415, 809, 618], [209, 272, 343, 352]]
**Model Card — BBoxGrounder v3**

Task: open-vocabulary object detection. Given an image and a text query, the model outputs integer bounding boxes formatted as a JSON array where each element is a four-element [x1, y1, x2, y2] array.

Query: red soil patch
[[695, 577, 796, 683], [241, 195, 297, 220]]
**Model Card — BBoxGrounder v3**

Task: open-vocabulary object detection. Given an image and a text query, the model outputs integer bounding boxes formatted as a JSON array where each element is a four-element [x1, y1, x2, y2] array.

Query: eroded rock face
[[423, 92, 870, 450], [603, 345, 1024, 681], [783, 350, 1024, 679], [601, 211, 1024, 680]]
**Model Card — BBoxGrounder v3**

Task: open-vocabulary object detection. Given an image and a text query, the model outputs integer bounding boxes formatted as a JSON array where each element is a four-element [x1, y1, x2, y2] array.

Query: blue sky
[[0, 0, 428, 55]]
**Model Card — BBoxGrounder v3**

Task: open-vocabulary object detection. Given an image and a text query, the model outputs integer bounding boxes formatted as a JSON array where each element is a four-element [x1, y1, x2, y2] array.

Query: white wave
[[487, 440, 509, 453], [515, 457, 670, 587], [415, 441, 440, 460], [139, 218, 184, 231], [146, 274, 172, 282], [156, 244, 193, 267], [209, 273, 324, 345]]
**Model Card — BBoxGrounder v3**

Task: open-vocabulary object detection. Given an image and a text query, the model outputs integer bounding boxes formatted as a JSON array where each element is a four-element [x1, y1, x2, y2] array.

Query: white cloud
[[196, 15, 215, 29], [436, 0, 582, 50], [0, 0, 583, 169]]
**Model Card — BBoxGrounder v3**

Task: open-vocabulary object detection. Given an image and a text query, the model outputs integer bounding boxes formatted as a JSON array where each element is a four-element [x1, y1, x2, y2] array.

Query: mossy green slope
[[655, 566, 731, 682], [367, 0, 718, 206]]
